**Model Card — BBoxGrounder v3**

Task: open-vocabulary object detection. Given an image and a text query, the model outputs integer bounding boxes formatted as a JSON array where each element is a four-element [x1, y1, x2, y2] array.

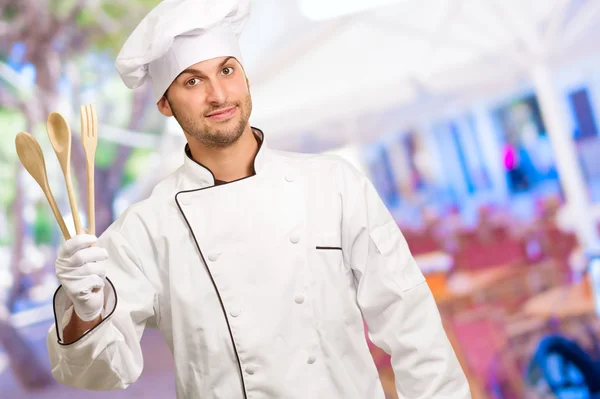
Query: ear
[[157, 95, 173, 117]]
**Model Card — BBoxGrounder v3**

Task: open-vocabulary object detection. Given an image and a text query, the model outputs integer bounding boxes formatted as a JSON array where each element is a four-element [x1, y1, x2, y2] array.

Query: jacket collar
[[180, 127, 268, 188]]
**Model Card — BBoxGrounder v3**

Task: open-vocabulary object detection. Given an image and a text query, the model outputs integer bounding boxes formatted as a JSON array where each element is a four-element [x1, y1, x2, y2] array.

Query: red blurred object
[[403, 232, 441, 255]]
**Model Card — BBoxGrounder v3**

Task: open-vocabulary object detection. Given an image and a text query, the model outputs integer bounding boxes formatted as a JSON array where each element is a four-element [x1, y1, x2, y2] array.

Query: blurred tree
[[0, 0, 160, 389]]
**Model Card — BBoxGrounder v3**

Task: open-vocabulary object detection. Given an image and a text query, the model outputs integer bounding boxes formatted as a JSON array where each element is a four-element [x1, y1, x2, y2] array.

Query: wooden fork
[[80, 104, 98, 235]]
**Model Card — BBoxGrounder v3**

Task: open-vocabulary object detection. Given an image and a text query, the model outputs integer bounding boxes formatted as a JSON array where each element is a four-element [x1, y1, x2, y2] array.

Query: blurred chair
[[526, 335, 600, 398], [538, 226, 578, 278], [474, 259, 567, 312], [447, 305, 527, 398], [452, 231, 528, 272], [503, 312, 553, 371], [403, 231, 442, 255], [548, 315, 600, 363]]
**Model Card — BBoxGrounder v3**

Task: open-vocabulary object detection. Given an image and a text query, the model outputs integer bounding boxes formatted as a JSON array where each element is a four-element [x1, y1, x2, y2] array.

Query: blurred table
[[416, 251, 453, 298], [414, 251, 453, 273], [523, 277, 596, 320], [431, 264, 522, 304]]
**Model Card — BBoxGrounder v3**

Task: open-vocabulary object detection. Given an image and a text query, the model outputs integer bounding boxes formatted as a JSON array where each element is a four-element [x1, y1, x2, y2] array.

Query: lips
[[206, 106, 236, 119]]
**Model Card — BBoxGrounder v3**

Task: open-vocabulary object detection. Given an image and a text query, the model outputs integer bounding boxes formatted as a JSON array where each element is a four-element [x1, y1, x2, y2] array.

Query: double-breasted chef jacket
[[47, 128, 471, 399]]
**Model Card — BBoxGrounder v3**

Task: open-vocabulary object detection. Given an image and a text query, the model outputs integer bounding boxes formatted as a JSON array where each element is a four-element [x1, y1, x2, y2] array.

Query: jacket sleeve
[[46, 227, 159, 390], [337, 160, 471, 399]]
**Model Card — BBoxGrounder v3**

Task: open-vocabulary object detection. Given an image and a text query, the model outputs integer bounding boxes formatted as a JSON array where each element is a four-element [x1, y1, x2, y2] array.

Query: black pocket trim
[[316, 246, 342, 250]]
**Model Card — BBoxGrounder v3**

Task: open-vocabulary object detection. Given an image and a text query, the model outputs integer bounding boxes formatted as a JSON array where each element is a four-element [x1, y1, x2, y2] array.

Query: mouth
[[206, 106, 237, 121]]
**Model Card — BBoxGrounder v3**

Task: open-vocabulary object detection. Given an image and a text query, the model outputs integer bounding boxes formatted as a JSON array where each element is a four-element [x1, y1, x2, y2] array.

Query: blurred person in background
[[46, 0, 470, 398]]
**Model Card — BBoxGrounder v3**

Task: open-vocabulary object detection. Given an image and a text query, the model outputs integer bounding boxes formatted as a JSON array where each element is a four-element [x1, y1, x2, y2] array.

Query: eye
[[186, 78, 201, 86], [222, 66, 234, 76]]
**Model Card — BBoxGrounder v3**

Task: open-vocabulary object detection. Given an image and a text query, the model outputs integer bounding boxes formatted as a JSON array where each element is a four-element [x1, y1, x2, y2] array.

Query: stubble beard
[[169, 92, 253, 149]]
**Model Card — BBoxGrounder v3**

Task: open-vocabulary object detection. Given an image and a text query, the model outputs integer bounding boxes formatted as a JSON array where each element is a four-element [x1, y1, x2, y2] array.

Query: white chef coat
[[47, 129, 471, 399]]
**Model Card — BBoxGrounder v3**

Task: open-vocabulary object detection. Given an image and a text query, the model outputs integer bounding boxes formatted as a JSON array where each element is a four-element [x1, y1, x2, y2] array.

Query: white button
[[307, 355, 316, 364], [179, 196, 191, 206], [285, 174, 295, 183], [230, 308, 241, 317], [245, 366, 255, 375], [207, 253, 219, 262], [294, 294, 305, 304], [290, 234, 300, 244]]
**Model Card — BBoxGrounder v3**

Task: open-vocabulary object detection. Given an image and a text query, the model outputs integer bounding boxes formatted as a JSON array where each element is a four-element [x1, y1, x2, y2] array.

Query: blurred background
[[2, 0, 600, 398]]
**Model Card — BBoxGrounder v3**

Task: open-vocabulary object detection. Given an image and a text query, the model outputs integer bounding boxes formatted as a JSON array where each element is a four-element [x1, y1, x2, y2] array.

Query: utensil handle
[[86, 157, 95, 236], [64, 170, 83, 235], [42, 186, 71, 240]]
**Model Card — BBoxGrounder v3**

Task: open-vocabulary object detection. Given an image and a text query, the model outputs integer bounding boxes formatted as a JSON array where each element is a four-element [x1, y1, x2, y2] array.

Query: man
[[47, 0, 471, 398]]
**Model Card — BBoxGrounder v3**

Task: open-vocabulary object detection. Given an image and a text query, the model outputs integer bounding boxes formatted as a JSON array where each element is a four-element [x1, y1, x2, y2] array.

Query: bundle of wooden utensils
[[15, 105, 98, 240]]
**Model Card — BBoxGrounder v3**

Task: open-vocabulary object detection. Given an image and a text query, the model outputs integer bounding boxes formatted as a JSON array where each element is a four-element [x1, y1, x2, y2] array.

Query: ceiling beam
[[558, 0, 600, 55], [542, 0, 574, 54], [484, 0, 543, 56], [431, 1, 535, 69], [364, 15, 476, 51], [364, 12, 530, 74]]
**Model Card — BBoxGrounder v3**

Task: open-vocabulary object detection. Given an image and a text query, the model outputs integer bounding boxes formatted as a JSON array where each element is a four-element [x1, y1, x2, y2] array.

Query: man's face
[[158, 56, 252, 149]]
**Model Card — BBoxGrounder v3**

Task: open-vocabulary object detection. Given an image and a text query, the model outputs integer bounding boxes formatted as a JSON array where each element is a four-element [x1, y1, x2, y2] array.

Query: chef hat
[[115, 0, 250, 103]]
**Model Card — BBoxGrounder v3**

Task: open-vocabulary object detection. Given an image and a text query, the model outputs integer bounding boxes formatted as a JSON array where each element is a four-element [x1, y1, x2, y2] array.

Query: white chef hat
[[115, 0, 250, 103]]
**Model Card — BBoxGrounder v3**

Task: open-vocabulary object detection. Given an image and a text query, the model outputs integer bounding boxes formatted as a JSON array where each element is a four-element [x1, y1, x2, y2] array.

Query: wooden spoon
[[47, 112, 83, 235], [15, 132, 71, 240]]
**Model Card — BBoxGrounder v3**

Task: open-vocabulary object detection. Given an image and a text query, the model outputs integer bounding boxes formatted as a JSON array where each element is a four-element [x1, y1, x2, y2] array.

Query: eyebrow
[[177, 57, 236, 80]]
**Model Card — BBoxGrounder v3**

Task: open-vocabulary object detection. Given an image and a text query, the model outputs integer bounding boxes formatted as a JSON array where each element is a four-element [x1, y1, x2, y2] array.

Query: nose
[[206, 79, 227, 105]]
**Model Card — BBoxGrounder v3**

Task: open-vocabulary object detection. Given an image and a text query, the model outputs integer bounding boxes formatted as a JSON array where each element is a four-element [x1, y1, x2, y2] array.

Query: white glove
[[55, 234, 108, 321]]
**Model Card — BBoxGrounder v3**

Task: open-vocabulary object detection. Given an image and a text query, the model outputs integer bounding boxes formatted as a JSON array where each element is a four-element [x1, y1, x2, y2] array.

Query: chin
[[214, 123, 245, 140]]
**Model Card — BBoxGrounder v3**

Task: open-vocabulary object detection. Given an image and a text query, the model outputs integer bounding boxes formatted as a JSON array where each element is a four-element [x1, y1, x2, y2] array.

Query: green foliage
[[0, 0, 163, 231], [122, 147, 154, 186], [0, 108, 25, 162], [93, 31, 128, 54], [0, 165, 15, 208], [33, 202, 54, 245], [49, 0, 77, 19], [2, 3, 18, 21], [0, 108, 26, 209], [121, 169, 135, 187], [76, 8, 96, 26], [95, 139, 119, 169], [82, 0, 161, 54], [101, 3, 126, 18]]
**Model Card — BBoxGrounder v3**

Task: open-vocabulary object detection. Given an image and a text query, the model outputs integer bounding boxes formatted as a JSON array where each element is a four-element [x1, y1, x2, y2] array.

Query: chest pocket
[[315, 233, 343, 253], [314, 233, 354, 283], [312, 232, 360, 335], [315, 235, 342, 251]]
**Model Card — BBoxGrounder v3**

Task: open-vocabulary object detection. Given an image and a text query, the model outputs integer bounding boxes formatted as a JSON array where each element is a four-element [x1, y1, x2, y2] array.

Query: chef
[[46, 0, 471, 398]]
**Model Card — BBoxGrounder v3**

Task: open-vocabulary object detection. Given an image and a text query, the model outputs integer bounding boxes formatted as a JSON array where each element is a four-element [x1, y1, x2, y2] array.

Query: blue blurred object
[[527, 335, 600, 398], [569, 88, 598, 141], [587, 252, 600, 319], [8, 42, 26, 69]]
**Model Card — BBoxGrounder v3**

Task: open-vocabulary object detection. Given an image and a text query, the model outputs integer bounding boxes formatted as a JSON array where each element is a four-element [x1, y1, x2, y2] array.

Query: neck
[[186, 124, 258, 183]]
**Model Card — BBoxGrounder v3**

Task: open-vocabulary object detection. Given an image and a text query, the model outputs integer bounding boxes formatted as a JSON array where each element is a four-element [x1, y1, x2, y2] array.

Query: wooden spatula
[[47, 112, 83, 235], [80, 104, 98, 236], [15, 132, 71, 240]]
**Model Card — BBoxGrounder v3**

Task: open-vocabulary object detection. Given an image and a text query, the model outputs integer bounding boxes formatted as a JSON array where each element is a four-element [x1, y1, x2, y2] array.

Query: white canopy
[[239, 0, 600, 143]]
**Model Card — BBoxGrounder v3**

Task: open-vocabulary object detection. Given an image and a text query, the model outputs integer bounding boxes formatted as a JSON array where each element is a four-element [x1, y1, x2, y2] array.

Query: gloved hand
[[55, 234, 108, 321]]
